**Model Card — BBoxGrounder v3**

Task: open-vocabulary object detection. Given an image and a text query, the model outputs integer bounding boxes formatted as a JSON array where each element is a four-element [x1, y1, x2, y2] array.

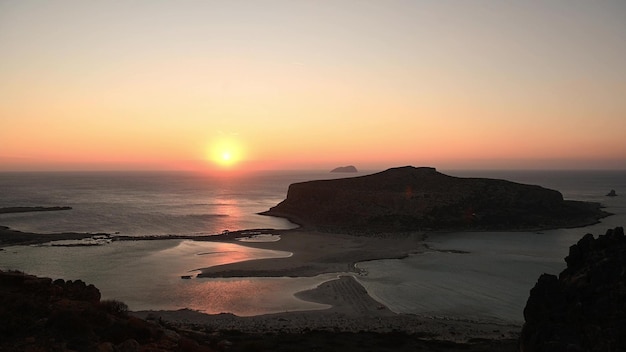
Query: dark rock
[[330, 165, 358, 173], [262, 166, 610, 233], [606, 189, 617, 197], [0, 270, 212, 351], [521, 227, 626, 352], [117, 339, 140, 352]]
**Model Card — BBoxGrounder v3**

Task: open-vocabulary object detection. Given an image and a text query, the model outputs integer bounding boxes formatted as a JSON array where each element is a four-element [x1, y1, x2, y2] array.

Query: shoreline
[[133, 275, 521, 344], [0, 222, 523, 343], [2, 203, 614, 345]]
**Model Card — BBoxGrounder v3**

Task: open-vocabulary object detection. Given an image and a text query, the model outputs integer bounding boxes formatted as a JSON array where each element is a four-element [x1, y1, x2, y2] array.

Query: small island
[[0, 206, 72, 214], [263, 166, 610, 232], [330, 165, 358, 173]]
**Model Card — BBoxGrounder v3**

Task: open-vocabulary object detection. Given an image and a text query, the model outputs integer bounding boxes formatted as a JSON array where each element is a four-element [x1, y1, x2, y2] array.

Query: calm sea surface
[[1, 169, 625, 321]]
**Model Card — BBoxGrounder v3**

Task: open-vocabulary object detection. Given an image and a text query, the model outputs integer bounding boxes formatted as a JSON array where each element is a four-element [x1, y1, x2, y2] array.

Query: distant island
[[262, 166, 610, 232], [0, 206, 72, 214], [330, 165, 358, 173]]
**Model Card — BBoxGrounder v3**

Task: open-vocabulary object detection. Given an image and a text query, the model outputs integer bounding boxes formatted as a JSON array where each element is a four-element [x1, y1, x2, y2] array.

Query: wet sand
[[197, 229, 424, 277], [135, 276, 520, 343]]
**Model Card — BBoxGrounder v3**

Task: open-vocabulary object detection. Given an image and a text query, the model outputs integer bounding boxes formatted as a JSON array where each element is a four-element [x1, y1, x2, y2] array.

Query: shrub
[[99, 299, 129, 317]]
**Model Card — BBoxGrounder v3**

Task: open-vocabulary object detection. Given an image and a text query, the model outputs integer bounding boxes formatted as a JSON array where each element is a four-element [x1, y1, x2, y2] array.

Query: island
[[0, 206, 72, 214], [330, 165, 358, 173], [262, 166, 609, 233]]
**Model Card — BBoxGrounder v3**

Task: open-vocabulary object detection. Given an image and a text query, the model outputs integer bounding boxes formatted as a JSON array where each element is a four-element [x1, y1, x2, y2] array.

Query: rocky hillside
[[262, 166, 608, 232], [0, 270, 215, 352], [521, 227, 626, 351]]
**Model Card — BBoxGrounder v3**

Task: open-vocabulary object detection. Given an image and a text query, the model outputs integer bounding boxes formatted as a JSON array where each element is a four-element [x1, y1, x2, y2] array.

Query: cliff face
[[262, 166, 608, 232], [521, 227, 626, 352]]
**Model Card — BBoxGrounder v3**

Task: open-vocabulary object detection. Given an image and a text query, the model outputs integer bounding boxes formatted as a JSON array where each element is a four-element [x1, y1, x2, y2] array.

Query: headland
[[262, 166, 609, 233]]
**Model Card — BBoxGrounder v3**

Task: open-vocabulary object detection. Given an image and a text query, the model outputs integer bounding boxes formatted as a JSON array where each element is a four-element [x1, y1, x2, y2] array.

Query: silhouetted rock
[[606, 189, 617, 197], [331, 165, 358, 173], [0, 270, 215, 351], [521, 227, 626, 352], [262, 166, 609, 232]]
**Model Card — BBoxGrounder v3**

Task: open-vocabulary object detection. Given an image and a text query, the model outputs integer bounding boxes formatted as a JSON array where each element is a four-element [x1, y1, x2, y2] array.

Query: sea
[[1, 169, 625, 323]]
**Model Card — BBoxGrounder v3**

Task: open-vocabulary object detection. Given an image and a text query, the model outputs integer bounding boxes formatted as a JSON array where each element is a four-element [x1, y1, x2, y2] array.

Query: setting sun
[[209, 137, 245, 168]]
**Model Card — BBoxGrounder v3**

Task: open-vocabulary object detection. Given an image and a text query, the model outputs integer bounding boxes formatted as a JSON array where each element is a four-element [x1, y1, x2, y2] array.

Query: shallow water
[[0, 239, 335, 315]]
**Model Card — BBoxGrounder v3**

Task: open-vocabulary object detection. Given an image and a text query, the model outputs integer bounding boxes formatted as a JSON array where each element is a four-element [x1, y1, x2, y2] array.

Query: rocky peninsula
[[262, 166, 609, 233]]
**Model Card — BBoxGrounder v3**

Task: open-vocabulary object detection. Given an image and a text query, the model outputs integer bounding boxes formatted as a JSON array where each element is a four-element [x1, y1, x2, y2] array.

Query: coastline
[[2, 199, 615, 347], [0, 221, 522, 344], [133, 275, 521, 344]]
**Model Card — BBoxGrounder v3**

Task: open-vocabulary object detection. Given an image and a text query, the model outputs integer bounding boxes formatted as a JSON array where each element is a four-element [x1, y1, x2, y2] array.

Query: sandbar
[[197, 229, 424, 278]]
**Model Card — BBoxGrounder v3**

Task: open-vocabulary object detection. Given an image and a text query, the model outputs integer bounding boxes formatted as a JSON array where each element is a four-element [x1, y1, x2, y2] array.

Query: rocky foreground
[[0, 270, 220, 351], [521, 227, 626, 351], [262, 166, 609, 233]]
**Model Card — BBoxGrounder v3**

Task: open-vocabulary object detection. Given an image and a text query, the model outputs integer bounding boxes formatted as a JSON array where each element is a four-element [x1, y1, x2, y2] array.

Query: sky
[[1, 0, 625, 171]]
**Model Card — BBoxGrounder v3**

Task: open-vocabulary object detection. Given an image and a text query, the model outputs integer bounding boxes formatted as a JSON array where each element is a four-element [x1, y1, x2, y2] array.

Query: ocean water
[[0, 170, 356, 236], [1, 169, 625, 321], [0, 239, 335, 315], [0, 170, 357, 314]]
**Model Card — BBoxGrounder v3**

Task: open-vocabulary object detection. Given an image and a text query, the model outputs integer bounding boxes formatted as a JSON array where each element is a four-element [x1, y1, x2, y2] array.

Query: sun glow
[[209, 137, 245, 168]]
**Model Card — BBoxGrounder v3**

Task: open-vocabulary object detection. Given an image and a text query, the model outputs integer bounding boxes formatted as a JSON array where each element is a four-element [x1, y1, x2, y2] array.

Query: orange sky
[[1, 1, 625, 171]]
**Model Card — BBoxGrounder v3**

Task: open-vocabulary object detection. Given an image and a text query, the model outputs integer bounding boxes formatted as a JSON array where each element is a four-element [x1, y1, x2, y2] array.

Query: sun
[[209, 137, 244, 168]]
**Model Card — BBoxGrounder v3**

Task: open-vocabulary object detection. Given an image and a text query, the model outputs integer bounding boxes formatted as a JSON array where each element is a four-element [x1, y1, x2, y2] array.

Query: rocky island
[[262, 166, 609, 232], [330, 165, 358, 173]]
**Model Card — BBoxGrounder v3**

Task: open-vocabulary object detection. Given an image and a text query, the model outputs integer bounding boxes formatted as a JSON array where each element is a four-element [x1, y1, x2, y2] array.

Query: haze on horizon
[[1, 1, 625, 172]]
